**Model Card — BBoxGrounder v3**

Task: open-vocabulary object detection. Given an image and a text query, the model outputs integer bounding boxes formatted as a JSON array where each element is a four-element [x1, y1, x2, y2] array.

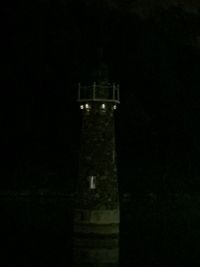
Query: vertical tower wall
[[74, 83, 120, 236]]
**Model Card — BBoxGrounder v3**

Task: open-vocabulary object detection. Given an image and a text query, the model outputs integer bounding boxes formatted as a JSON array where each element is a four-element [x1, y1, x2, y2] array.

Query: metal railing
[[77, 82, 120, 103]]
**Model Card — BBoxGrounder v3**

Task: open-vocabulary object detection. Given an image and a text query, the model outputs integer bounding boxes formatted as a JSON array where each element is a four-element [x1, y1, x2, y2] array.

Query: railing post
[[113, 84, 115, 101], [78, 83, 81, 100], [117, 85, 120, 102], [93, 82, 96, 100]]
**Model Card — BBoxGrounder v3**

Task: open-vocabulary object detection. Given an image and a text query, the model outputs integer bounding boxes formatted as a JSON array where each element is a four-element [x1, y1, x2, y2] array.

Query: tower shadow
[[73, 230, 119, 267]]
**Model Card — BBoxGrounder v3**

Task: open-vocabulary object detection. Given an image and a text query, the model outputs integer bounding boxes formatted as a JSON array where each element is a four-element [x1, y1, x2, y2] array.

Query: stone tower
[[74, 67, 120, 237]]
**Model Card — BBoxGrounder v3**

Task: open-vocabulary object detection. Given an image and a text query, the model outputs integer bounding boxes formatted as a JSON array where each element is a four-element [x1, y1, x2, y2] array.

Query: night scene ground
[[1, 0, 200, 266]]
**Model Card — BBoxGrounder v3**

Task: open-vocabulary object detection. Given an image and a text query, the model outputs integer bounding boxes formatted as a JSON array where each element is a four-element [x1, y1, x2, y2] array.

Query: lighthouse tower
[[74, 66, 120, 237]]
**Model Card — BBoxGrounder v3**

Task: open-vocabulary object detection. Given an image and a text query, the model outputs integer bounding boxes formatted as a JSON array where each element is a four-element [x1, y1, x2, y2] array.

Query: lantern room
[[77, 82, 120, 111]]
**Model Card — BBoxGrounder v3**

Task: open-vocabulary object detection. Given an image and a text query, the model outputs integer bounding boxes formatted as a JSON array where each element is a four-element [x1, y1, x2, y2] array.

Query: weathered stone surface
[[75, 102, 119, 210]]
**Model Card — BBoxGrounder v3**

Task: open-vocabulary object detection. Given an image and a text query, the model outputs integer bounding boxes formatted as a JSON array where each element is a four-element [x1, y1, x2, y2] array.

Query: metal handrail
[[78, 82, 120, 103]]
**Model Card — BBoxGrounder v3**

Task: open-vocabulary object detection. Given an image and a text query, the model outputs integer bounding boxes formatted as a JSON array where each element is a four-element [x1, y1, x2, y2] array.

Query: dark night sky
[[2, 0, 200, 193]]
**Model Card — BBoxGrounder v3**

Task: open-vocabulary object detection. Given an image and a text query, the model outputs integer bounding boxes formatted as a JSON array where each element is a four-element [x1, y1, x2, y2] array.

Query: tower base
[[74, 208, 120, 235]]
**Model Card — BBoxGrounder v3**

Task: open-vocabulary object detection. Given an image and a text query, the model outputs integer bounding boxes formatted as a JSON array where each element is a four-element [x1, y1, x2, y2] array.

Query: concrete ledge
[[73, 236, 119, 248], [74, 223, 119, 235], [74, 209, 120, 224]]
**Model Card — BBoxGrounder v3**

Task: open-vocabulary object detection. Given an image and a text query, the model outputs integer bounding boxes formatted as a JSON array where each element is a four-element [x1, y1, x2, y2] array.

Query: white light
[[80, 105, 84, 110], [89, 176, 96, 189], [101, 104, 106, 109], [113, 105, 117, 110], [85, 103, 90, 109]]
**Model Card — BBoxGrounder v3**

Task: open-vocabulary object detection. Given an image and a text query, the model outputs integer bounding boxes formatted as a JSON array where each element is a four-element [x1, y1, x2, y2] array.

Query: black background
[[2, 0, 200, 193], [2, 1, 200, 266]]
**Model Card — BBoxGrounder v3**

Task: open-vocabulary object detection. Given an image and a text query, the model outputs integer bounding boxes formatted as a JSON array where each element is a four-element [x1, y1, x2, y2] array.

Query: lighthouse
[[73, 65, 120, 237], [73, 65, 120, 266]]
